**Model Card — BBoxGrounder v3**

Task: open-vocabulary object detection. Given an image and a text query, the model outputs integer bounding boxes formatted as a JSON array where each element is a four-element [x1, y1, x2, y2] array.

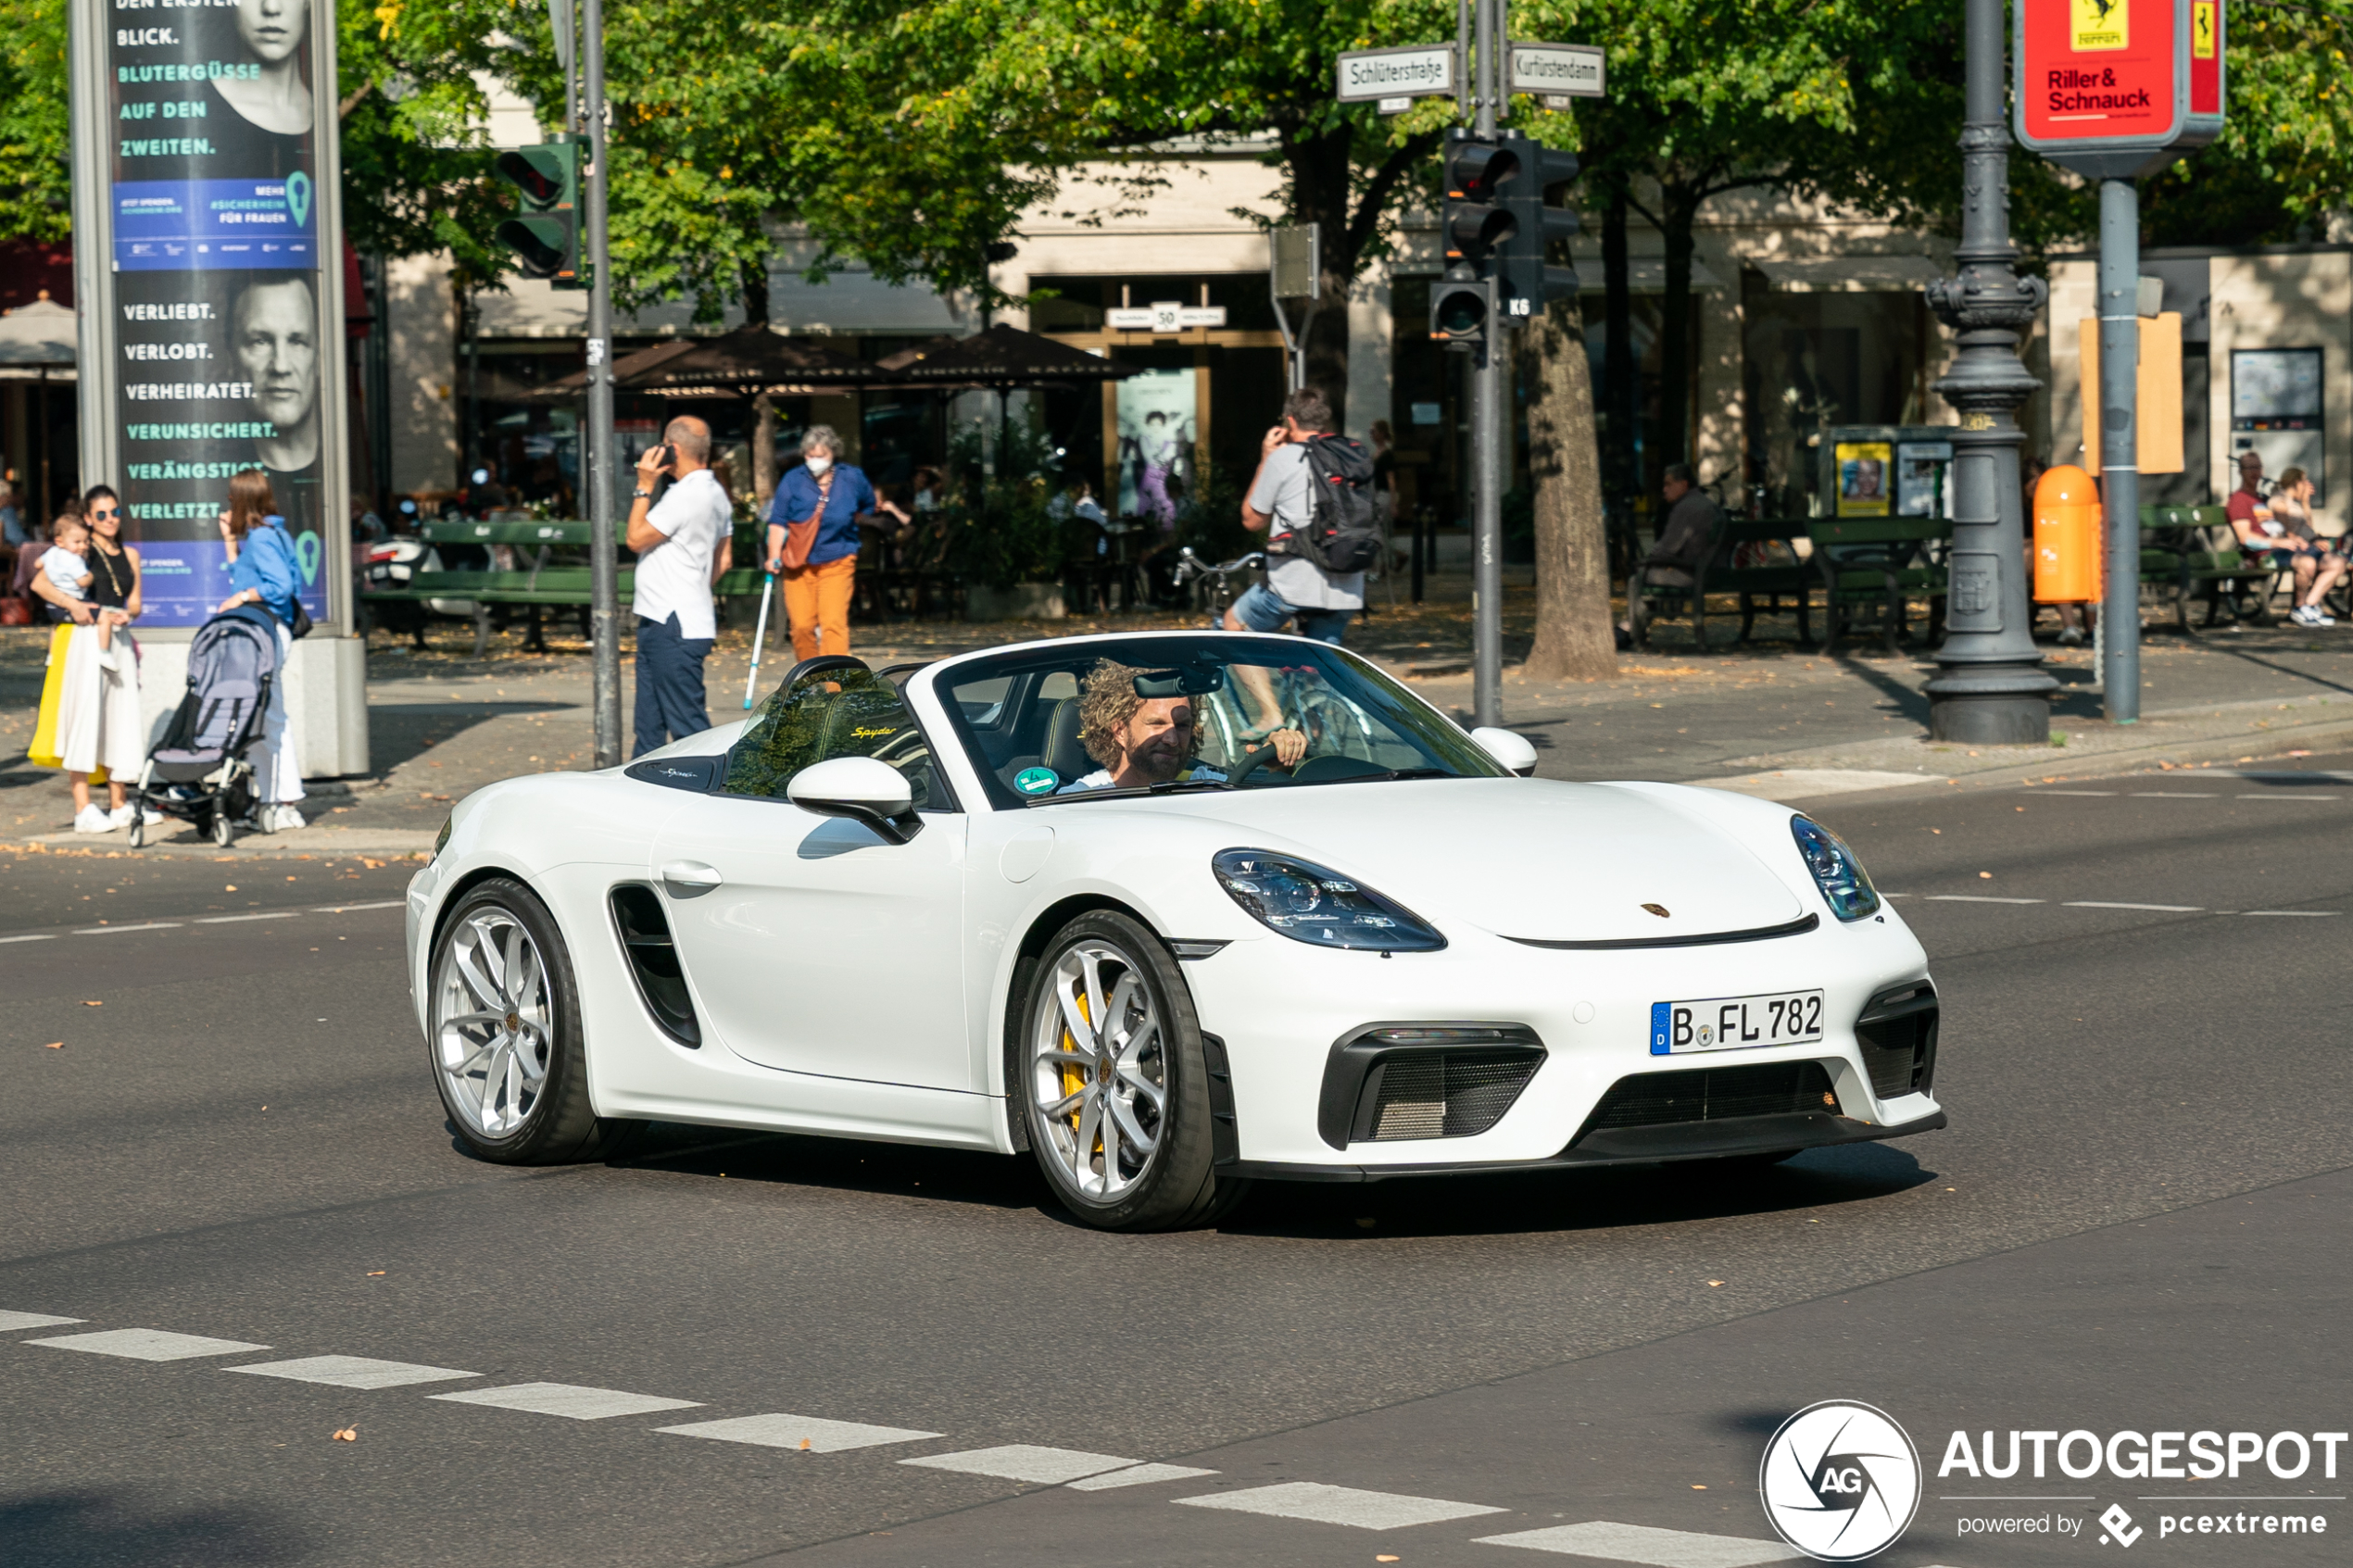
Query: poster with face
[[108, 0, 329, 626], [1114, 369, 1197, 526]]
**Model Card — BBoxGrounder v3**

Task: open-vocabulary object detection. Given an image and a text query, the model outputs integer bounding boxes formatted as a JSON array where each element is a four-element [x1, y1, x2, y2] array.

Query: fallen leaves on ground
[[44, 1042, 62, 1049], [332, 1428, 357, 1442], [82, 1000, 101, 1007]]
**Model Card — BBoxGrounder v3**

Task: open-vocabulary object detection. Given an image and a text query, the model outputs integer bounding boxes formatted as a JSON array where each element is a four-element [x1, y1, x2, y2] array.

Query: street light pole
[[583, 0, 622, 769], [1468, 0, 1506, 728], [1922, 0, 2057, 744]]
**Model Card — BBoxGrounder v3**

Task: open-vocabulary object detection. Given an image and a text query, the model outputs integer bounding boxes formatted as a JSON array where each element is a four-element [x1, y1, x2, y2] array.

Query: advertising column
[[73, 0, 367, 775]]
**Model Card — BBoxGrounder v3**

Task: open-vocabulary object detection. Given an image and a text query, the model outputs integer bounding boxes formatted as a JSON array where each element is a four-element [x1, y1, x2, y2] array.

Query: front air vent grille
[[1856, 983, 1939, 1098], [609, 884, 700, 1048], [1582, 1060, 1840, 1133], [1366, 1050, 1543, 1141]]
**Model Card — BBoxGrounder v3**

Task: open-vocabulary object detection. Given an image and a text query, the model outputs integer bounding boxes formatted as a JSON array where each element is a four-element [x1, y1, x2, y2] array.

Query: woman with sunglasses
[[29, 487, 152, 832]]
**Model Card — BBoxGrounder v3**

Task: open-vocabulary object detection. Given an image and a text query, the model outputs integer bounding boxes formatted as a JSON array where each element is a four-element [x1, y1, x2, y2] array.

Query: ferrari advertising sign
[[2016, 0, 2224, 173]]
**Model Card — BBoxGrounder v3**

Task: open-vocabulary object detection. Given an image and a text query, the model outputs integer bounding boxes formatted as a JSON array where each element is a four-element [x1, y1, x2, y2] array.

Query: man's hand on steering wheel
[[1226, 727, 1308, 784]]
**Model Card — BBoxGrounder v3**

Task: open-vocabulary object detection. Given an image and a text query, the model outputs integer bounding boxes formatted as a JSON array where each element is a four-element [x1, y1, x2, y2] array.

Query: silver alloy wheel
[[1031, 937, 1168, 1201], [434, 906, 553, 1138]]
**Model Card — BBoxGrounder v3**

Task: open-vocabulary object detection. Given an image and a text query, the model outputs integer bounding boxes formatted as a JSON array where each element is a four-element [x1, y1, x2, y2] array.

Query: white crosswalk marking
[[1067, 1462, 1220, 1490], [29, 1329, 268, 1361], [429, 1382, 701, 1420], [227, 1355, 478, 1389], [1476, 1521, 1803, 1565], [658, 1414, 940, 1452], [1176, 1481, 1506, 1530], [900, 1445, 1139, 1484], [0, 1312, 84, 1332]]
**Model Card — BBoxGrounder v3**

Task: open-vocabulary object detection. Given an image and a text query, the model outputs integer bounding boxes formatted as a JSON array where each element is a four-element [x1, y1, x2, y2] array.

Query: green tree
[[0, 0, 68, 246]]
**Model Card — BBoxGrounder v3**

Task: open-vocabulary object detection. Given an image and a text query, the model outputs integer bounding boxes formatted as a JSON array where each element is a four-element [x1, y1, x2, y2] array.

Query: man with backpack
[[1227, 387, 1376, 648]]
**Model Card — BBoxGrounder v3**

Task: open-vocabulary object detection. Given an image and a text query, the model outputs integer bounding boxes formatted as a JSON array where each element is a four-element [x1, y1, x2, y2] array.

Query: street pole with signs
[[2013, 0, 2224, 727], [1269, 225, 1320, 392], [582, 0, 622, 769]]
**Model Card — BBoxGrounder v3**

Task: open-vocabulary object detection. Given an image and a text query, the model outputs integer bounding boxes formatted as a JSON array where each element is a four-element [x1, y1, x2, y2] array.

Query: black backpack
[[1287, 433, 1381, 574]]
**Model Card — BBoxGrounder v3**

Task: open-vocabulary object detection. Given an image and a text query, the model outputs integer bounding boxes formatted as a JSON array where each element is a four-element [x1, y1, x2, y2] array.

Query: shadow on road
[[0, 1489, 310, 1568]]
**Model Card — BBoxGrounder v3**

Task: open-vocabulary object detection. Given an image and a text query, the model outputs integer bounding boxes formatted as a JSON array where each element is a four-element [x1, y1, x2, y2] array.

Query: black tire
[[427, 875, 642, 1165], [1016, 910, 1248, 1231]]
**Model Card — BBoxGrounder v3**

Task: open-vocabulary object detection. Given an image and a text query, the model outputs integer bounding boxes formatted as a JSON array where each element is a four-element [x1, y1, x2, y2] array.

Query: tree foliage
[[0, 0, 69, 245]]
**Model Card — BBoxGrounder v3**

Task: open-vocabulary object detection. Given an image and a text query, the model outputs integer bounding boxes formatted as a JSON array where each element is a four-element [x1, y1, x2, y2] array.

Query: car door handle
[[660, 859, 724, 889]]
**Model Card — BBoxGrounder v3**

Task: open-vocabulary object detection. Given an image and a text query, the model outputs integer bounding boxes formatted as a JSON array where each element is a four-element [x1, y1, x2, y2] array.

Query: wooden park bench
[[2136, 503, 2282, 632], [1627, 517, 1818, 649], [1809, 517, 1952, 653]]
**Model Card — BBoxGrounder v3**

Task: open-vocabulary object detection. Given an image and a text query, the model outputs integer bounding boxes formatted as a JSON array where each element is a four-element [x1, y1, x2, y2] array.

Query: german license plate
[[1650, 990, 1824, 1055]]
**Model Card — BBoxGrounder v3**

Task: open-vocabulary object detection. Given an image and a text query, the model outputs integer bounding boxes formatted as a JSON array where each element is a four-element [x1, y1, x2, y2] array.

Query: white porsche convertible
[[406, 632, 1944, 1230]]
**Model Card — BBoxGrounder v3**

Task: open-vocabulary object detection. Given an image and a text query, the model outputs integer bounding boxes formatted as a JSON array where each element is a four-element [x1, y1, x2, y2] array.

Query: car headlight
[[1212, 848, 1445, 952], [1791, 815, 1879, 922]]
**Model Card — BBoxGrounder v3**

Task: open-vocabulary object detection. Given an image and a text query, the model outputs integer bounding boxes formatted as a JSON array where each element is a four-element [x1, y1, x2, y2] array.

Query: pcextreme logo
[[1759, 1400, 1924, 1562]]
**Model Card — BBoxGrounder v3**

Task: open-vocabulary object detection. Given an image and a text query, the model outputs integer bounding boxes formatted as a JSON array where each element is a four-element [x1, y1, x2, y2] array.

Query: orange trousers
[[782, 555, 856, 663]]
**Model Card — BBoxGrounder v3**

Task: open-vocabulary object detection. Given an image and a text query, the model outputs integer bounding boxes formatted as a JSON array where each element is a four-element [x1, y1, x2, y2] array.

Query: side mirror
[[1470, 726, 1539, 778], [786, 756, 923, 843]]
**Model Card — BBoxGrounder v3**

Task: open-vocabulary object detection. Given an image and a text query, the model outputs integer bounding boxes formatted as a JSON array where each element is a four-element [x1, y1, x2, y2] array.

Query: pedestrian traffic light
[[491, 136, 582, 288], [1428, 273, 1494, 351], [1494, 134, 1582, 327], [1441, 130, 1519, 269]]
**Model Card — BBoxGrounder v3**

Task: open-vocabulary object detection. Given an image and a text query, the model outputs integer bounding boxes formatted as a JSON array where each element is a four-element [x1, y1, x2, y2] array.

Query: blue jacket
[[768, 463, 876, 569], [230, 516, 303, 625]]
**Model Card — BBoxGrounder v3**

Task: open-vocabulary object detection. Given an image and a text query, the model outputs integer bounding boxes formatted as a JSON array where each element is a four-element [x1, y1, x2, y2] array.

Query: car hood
[[1102, 777, 1808, 943]]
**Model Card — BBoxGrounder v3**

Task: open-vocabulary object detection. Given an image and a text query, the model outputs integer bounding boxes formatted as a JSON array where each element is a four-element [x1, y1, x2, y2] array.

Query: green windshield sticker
[[1014, 766, 1060, 796]]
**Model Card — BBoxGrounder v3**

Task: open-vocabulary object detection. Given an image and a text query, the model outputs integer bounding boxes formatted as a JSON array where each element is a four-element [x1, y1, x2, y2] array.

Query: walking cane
[[743, 571, 776, 709]]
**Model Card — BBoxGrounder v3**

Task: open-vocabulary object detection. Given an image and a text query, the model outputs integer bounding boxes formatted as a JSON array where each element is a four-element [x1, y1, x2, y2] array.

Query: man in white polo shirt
[[625, 414, 734, 757]]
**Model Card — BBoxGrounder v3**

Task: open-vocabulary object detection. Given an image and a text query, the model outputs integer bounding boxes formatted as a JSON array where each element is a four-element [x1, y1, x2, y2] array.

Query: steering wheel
[[1224, 736, 1291, 787]]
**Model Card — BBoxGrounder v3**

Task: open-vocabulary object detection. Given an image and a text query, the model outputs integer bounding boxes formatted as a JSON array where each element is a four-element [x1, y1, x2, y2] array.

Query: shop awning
[[1751, 256, 1944, 293], [535, 323, 875, 399], [873, 323, 1140, 390], [0, 298, 77, 370]]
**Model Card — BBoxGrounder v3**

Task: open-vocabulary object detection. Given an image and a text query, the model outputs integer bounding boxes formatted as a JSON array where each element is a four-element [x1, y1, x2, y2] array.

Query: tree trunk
[[1602, 186, 1635, 513], [1654, 187, 1699, 488], [742, 262, 776, 508], [1524, 291, 1618, 682]]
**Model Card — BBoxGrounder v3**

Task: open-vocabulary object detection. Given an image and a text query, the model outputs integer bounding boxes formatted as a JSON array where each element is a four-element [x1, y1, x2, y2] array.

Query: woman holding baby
[[29, 485, 151, 834]]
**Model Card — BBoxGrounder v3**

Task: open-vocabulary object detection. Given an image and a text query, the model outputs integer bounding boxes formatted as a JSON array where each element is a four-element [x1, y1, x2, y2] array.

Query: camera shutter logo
[[1758, 1400, 1921, 1561]]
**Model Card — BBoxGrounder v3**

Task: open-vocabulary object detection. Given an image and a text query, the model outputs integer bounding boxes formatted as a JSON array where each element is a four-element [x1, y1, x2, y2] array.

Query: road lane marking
[[1476, 1520, 1802, 1564], [228, 1355, 478, 1390], [0, 1312, 84, 1332], [1068, 1462, 1221, 1490], [900, 1445, 1139, 1484], [659, 1413, 941, 1453], [71, 923, 182, 935], [29, 1328, 268, 1361], [2132, 792, 2217, 797], [429, 1382, 701, 1420], [2243, 909, 2339, 917], [1176, 1481, 1506, 1530], [0, 934, 58, 944], [2065, 901, 2203, 912], [1924, 896, 2045, 904], [313, 901, 407, 913], [2237, 794, 2338, 801], [2040, 790, 2116, 796], [195, 912, 297, 924]]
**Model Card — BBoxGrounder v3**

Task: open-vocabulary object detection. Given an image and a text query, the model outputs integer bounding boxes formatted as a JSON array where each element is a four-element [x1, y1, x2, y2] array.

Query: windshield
[[937, 634, 1510, 809]]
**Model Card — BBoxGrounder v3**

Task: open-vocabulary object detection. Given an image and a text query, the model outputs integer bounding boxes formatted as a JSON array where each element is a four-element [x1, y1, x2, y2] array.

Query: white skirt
[[56, 623, 145, 779]]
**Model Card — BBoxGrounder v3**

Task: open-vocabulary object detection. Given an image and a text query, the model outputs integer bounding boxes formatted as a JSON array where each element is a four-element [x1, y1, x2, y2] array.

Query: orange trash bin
[[2033, 464, 2103, 603]]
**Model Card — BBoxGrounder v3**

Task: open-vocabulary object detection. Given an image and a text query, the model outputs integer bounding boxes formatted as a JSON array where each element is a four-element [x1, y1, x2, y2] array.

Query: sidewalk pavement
[[6, 576, 2351, 858]]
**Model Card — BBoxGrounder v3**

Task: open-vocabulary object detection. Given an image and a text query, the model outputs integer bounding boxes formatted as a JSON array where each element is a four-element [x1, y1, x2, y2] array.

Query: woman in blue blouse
[[764, 425, 908, 662], [216, 468, 309, 832]]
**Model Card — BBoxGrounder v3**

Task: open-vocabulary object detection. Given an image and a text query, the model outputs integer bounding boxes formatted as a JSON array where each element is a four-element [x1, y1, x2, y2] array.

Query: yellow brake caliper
[[1062, 986, 1091, 1137]]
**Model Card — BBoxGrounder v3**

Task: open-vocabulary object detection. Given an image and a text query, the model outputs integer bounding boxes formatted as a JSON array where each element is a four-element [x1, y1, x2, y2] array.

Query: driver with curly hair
[[1059, 659, 1304, 793]]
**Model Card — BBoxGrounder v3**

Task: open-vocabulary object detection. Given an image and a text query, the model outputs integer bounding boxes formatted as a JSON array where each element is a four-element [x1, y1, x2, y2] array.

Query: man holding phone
[[625, 415, 734, 756]]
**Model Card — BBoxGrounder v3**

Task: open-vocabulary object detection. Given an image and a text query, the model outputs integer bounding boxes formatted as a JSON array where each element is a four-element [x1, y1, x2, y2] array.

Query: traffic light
[[491, 136, 582, 288], [1441, 130, 1519, 270], [1495, 134, 1582, 327], [1428, 273, 1494, 351]]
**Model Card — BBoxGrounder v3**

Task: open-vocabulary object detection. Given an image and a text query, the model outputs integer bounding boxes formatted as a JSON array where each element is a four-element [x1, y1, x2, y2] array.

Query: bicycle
[[1171, 546, 1265, 627]]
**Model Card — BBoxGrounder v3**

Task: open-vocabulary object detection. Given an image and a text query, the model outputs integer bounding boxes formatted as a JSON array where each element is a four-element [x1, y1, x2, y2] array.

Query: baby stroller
[[127, 608, 280, 849]]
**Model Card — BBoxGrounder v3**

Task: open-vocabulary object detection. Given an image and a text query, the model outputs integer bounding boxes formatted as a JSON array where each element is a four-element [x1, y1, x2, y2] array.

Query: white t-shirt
[[1248, 443, 1364, 611], [634, 468, 731, 641], [41, 546, 89, 600]]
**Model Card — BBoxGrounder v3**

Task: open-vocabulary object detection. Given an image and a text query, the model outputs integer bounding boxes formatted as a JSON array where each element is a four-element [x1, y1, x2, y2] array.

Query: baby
[[38, 516, 120, 672]]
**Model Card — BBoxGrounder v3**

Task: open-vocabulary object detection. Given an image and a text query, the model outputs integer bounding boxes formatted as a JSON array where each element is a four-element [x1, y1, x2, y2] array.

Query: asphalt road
[[6, 754, 2350, 1567]]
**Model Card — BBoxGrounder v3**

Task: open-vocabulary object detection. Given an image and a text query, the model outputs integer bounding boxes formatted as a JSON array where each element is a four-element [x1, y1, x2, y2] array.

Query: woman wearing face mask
[[762, 425, 908, 662]]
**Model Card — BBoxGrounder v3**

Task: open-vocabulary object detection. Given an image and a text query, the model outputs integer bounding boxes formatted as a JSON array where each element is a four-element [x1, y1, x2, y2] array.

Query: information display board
[[2016, 0, 2224, 173], [87, 0, 346, 628]]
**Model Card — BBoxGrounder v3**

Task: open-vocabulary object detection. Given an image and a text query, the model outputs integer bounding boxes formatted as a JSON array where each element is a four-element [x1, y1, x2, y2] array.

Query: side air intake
[[609, 884, 700, 1047]]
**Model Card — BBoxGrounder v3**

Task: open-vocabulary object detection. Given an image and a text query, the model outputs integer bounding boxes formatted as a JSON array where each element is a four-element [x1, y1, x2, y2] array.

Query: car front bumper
[[1178, 911, 1943, 1174]]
